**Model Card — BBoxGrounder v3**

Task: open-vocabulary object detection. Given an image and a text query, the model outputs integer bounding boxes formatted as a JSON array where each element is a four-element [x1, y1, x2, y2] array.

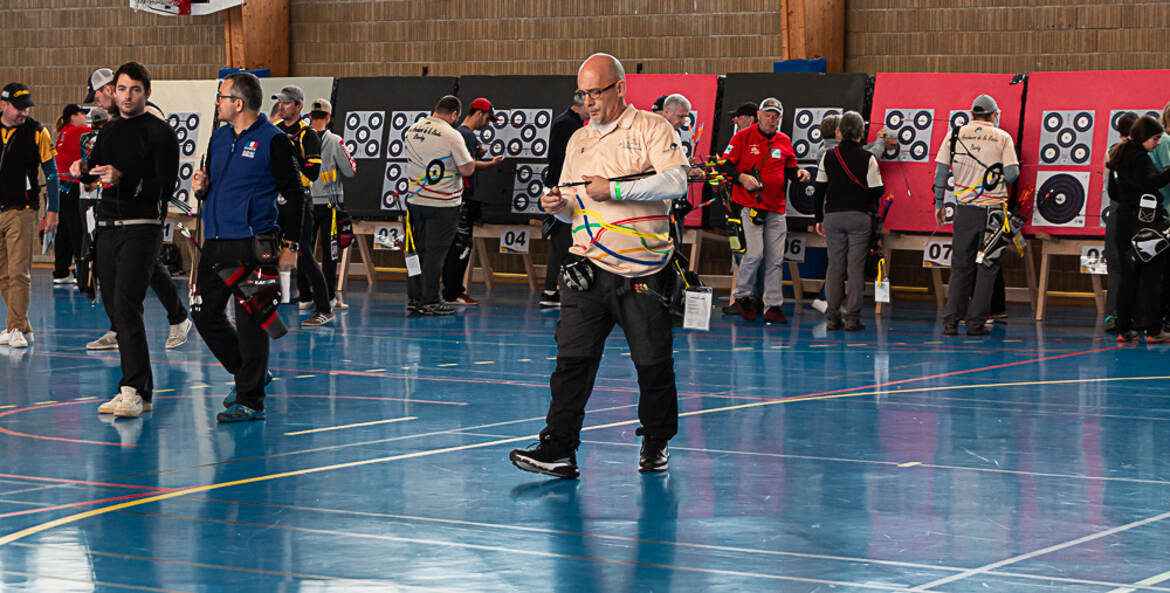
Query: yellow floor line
[[295, 375, 315, 379]]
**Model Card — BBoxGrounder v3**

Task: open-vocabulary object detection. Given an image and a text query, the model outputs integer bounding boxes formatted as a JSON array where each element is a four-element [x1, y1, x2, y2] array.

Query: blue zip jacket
[[202, 116, 304, 241]]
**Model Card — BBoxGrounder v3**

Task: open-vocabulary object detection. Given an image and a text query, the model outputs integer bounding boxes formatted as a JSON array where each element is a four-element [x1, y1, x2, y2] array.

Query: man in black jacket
[[539, 94, 586, 308], [88, 62, 180, 418]]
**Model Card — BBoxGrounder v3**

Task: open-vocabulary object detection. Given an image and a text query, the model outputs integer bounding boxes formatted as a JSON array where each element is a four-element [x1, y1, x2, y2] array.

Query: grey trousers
[[734, 209, 786, 308], [824, 211, 872, 321], [944, 203, 999, 325]]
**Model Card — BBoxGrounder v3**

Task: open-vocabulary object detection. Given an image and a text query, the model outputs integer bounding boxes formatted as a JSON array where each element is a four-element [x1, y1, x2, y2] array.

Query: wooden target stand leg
[[1034, 234, 1106, 321]]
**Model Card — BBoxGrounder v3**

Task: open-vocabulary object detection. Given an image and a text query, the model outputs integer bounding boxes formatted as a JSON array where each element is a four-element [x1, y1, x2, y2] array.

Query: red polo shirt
[[723, 123, 798, 213]]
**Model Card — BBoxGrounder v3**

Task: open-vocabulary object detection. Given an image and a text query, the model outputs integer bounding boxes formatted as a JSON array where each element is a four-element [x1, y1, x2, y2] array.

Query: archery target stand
[[467, 223, 543, 292], [1034, 234, 1106, 321], [875, 231, 1038, 316]]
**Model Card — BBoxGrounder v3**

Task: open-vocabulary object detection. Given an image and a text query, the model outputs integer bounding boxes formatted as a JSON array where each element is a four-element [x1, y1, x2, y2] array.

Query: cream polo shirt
[[404, 115, 474, 208], [936, 120, 1019, 206], [561, 104, 689, 278]]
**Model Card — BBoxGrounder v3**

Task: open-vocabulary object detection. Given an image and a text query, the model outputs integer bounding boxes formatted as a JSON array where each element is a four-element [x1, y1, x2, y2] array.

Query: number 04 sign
[[499, 228, 530, 254]]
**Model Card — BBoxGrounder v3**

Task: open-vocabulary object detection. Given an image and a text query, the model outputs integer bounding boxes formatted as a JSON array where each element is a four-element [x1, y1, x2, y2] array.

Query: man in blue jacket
[[191, 72, 303, 423]]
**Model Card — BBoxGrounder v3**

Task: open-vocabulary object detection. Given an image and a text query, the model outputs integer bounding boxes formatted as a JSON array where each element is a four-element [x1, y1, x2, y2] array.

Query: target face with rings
[[882, 108, 933, 162], [167, 112, 202, 161], [380, 161, 408, 211], [1106, 108, 1162, 149], [1037, 110, 1093, 165], [342, 110, 387, 160], [475, 108, 554, 159], [512, 160, 549, 213], [182, 140, 196, 157], [785, 165, 818, 217], [790, 107, 841, 164], [384, 110, 428, 159], [1032, 171, 1089, 227], [516, 165, 532, 183], [948, 110, 970, 130], [513, 194, 531, 212]]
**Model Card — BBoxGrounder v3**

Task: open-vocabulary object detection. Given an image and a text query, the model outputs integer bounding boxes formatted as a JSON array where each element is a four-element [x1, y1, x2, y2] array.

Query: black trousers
[[104, 256, 187, 332], [406, 203, 459, 306], [543, 218, 572, 292], [542, 264, 678, 450], [943, 204, 1000, 325], [297, 204, 339, 303], [53, 183, 82, 279], [292, 207, 331, 313], [1113, 208, 1167, 334], [191, 239, 271, 411], [441, 200, 482, 301], [95, 225, 163, 400]]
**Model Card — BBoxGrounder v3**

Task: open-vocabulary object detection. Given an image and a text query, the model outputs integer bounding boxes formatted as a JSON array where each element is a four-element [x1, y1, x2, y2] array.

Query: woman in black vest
[[813, 111, 885, 331]]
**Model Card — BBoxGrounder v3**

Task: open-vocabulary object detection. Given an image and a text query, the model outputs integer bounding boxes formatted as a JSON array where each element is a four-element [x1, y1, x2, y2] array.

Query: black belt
[[95, 218, 162, 228]]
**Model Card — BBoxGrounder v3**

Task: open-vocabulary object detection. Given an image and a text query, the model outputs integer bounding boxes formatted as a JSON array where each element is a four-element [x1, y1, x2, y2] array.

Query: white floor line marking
[[1108, 569, 1170, 593], [909, 510, 1170, 591], [284, 417, 417, 436], [0, 570, 196, 593]]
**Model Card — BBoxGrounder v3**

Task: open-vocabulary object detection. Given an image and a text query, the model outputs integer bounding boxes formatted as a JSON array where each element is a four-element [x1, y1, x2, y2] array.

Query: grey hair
[[839, 110, 865, 142], [663, 94, 691, 113], [571, 92, 584, 107]]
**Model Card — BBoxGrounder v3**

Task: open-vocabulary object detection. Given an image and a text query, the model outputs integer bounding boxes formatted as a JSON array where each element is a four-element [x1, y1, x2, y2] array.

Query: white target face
[[342, 111, 386, 160], [1106, 108, 1161, 151], [477, 108, 554, 159], [380, 161, 408, 211], [167, 112, 201, 159], [881, 108, 933, 162], [511, 162, 549, 214], [385, 110, 429, 159], [1037, 110, 1094, 166], [1031, 170, 1090, 228], [790, 107, 841, 163]]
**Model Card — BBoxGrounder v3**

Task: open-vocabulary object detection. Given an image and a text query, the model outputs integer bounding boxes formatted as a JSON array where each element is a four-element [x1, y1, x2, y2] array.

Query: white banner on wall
[[130, 0, 244, 16]]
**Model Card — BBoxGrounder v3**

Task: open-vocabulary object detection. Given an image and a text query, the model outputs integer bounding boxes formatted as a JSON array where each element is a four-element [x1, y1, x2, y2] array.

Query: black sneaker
[[539, 290, 561, 308], [721, 303, 738, 315], [966, 323, 991, 336], [942, 321, 958, 336], [825, 317, 844, 330], [510, 438, 579, 479], [419, 302, 455, 316], [844, 319, 866, 332], [639, 438, 669, 472], [301, 311, 334, 327]]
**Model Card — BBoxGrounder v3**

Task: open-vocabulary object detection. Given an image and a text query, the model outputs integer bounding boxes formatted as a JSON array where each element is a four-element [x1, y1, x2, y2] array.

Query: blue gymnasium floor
[[2, 269, 1170, 593]]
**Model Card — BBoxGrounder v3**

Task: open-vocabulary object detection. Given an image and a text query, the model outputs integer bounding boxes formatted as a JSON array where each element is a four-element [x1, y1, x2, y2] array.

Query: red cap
[[470, 97, 493, 115]]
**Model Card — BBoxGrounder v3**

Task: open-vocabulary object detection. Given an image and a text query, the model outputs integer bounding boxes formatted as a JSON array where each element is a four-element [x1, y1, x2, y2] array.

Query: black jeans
[[105, 255, 188, 332], [293, 207, 331, 313], [542, 264, 678, 450], [297, 203, 340, 304], [406, 203, 459, 306], [1113, 206, 1167, 334], [53, 183, 82, 279], [543, 218, 572, 292], [441, 200, 482, 301], [192, 238, 272, 411], [95, 224, 163, 400]]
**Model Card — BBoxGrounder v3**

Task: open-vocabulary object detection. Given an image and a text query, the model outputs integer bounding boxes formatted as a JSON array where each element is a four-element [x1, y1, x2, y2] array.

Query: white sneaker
[[53, 276, 77, 285], [297, 301, 314, 311], [114, 386, 145, 418], [165, 319, 192, 349], [811, 298, 828, 313], [87, 330, 119, 351], [0, 329, 10, 346], [22, 332, 32, 344], [97, 392, 123, 414], [330, 297, 350, 311], [8, 330, 28, 349]]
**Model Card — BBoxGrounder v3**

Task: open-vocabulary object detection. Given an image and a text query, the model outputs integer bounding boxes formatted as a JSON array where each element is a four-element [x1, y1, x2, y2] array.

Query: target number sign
[[373, 224, 404, 251], [783, 236, 806, 262], [499, 228, 530, 254], [1080, 245, 1107, 275], [922, 240, 953, 268]]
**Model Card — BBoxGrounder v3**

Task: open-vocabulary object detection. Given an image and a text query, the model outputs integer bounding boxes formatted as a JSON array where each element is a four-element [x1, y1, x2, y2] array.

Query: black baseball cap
[[651, 94, 668, 111], [1, 83, 35, 109], [62, 103, 85, 119], [730, 102, 757, 119]]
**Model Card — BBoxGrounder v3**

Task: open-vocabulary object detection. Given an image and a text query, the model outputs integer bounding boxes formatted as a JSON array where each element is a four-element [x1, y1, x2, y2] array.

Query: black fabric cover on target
[[333, 76, 458, 219], [457, 75, 577, 225], [708, 73, 869, 228]]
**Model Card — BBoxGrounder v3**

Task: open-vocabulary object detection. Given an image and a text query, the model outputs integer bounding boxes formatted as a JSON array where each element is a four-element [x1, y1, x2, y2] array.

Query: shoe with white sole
[[113, 386, 146, 418], [8, 330, 28, 349], [87, 330, 119, 351], [811, 298, 828, 314], [97, 392, 123, 414], [297, 300, 314, 311], [165, 319, 192, 349]]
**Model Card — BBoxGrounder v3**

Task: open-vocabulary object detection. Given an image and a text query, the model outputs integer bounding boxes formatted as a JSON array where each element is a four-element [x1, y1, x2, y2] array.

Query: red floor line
[[0, 473, 167, 492], [0, 489, 178, 519]]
